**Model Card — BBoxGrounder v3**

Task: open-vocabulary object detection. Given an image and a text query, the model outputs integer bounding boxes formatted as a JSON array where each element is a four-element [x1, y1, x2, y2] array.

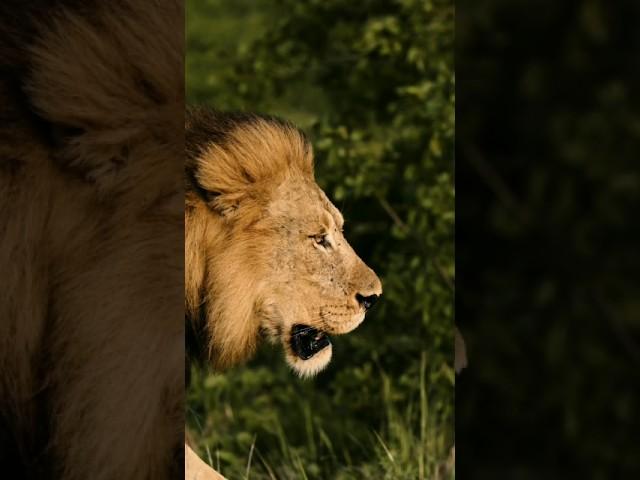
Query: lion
[[185, 108, 382, 477], [0, 1, 183, 479]]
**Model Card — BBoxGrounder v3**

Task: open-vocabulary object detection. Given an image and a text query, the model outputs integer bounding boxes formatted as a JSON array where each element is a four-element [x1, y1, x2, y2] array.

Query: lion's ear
[[208, 192, 241, 218], [187, 167, 242, 218]]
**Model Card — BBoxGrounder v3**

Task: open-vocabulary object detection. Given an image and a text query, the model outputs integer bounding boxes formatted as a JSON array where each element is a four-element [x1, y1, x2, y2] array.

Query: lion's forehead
[[269, 181, 343, 230], [316, 189, 344, 229]]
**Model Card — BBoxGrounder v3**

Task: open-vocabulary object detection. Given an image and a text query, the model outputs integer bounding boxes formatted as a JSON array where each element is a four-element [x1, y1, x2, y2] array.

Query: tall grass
[[187, 352, 454, 480]]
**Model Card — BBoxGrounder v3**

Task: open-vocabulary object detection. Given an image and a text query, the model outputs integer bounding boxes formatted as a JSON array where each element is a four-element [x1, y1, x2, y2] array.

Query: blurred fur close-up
[[0, 0, 184, 478], [186, 0, 454, 479]]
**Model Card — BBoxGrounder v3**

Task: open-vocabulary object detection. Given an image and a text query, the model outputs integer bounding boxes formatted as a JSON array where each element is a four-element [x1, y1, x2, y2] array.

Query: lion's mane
[[185, 109, 314, 369]]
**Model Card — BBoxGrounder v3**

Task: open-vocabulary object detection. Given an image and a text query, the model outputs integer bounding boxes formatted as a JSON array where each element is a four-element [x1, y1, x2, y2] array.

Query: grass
[[187, 352, 454, 480]]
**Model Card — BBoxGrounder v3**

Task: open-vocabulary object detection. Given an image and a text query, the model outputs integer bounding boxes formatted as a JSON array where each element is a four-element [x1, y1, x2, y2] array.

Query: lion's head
[[185, 109, 382, 377]]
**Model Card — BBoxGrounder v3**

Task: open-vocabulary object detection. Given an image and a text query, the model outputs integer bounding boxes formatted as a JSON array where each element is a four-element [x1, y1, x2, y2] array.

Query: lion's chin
[[285, 324, 333, 378], [282, 313, 366, 378], [285, 342, 333, 378]]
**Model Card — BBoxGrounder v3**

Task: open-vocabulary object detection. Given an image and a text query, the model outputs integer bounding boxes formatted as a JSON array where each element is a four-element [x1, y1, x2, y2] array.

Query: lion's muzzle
[[356, 293, 379, 310]]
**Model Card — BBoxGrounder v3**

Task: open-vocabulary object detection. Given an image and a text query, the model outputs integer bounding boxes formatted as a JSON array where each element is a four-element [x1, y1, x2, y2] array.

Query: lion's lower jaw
[[286, 343, 333, 378]]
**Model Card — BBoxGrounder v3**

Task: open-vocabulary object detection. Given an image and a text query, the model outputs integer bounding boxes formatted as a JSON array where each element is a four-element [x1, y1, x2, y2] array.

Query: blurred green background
[[456, 0, 640, 477], [186, 0, 454, 478]]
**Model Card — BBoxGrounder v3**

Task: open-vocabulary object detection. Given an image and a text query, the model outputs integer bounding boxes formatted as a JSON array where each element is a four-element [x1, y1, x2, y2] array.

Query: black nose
[[356, 293, 379, 310]]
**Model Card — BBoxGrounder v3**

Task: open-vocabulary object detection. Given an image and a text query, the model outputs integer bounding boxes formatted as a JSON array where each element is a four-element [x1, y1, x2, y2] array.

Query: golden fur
[[0, 1, 183, 478], [185, 444, 225, 480], [185, 109, 382, 378]]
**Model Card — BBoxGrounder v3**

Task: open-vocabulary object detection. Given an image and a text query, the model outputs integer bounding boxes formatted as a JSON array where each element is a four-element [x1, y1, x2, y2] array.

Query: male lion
[[185, 108, 382, 477]]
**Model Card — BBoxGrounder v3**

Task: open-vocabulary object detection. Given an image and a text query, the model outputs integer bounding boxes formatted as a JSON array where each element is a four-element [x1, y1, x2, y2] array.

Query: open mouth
[[290, 324, 331, 360]]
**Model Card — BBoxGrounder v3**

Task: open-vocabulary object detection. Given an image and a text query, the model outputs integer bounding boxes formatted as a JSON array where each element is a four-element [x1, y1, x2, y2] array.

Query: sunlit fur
[[185, 109, 382, 378]]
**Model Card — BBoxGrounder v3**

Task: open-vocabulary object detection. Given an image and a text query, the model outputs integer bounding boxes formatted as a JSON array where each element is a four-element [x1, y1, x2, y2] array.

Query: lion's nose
[[356, 293, 379, 310]]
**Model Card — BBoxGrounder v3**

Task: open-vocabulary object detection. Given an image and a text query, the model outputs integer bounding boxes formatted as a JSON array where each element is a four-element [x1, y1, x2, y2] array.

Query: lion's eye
[[313, 234, 331, 249]]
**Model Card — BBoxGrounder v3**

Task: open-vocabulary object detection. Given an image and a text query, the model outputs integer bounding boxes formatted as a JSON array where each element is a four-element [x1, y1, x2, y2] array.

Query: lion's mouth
[[290, 324, 331, 360]]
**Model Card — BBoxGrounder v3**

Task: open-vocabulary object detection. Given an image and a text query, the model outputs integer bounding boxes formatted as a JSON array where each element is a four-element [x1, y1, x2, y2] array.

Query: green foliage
[[187, 0, 454, 477]]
